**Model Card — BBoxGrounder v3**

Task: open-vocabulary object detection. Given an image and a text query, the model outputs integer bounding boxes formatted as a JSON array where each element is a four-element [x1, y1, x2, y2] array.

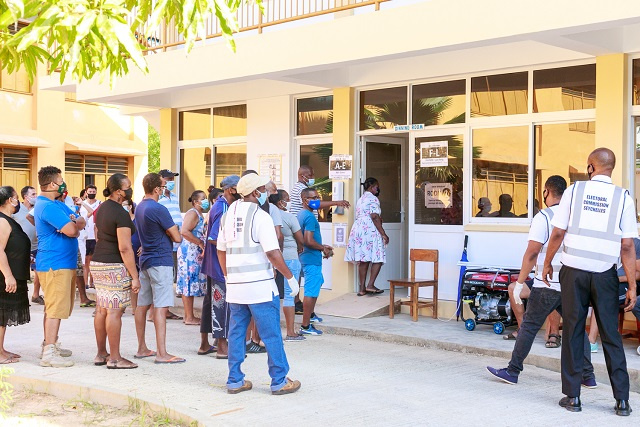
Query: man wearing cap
[[158, 169, 183, 289], [217, 173, 301, 395], [200, 175, 241, 358]]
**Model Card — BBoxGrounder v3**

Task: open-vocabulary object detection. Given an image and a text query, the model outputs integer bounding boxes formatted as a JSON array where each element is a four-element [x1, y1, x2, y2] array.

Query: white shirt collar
[[590, 175, 612, 184]]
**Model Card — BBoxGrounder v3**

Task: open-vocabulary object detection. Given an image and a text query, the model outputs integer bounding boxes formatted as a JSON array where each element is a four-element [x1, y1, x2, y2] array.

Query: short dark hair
[[103, 173, 128, 198], [80, 189, 86, 198], [241, 169, 258, 177], [188, 190, 205, 204], [269, 189, 285, 206], [545, 175, 567, 197], [142, 173, 162, 194], [300, 187, 317, 199], [86, 184, 97, 191], [38, 166, 61, 186], [20, 185, 34, 199], [361, 177, 378, 191], [0, 186, 15, 207], [208, 188, 222, 204]]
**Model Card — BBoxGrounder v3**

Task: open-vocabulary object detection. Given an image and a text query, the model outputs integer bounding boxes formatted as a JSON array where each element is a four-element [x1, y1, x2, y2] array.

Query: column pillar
[[595, 54, 629, 187], [329, 87, 356, 298], [159, 108, 178, 172]]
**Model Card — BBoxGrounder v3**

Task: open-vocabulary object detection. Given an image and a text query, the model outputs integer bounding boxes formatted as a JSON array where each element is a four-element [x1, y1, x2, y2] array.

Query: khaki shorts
[[39, 269, 76, 319]]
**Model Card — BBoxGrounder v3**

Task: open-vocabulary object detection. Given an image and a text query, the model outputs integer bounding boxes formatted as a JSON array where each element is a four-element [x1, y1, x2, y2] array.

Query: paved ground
[[4, 297, 639, 426]]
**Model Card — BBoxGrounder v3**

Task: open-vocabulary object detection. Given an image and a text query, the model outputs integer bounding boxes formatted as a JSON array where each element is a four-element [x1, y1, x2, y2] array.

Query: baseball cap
[[220, 175, 240, 190], [159, 169, 179, 178], [237, 173, 270, 197]]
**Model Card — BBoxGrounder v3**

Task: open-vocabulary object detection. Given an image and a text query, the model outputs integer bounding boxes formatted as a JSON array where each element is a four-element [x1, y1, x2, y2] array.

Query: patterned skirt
[[90, 262, 132, 309]]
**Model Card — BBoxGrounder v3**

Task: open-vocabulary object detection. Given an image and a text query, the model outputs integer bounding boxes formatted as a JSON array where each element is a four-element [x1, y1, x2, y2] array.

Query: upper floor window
[[533, 64, 596, 112], [471, 72, 528, 117], [179, 105, 247, 140], [360, 86, 408, 130], [297, 96, 333, 135]]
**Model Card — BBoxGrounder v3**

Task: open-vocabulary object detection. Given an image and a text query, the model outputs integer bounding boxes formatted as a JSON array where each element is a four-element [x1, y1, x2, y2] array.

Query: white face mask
[[284, 201, 291, 211]]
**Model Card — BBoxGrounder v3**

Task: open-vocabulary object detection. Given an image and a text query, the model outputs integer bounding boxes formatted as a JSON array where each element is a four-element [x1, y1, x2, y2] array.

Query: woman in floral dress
[[345, 177, 389, 296], [177, 190, 208, 325]]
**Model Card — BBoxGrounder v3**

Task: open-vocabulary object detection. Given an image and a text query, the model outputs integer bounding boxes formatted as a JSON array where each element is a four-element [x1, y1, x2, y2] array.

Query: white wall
[[247, 96, 292, 191]]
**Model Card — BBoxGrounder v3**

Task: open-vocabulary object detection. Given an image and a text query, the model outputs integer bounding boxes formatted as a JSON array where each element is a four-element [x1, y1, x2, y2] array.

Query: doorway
[[360, 134, 408, 290]]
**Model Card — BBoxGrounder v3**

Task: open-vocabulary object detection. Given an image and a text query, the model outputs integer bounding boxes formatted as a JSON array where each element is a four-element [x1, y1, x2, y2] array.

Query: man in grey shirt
[[13, 186, 43, 304]]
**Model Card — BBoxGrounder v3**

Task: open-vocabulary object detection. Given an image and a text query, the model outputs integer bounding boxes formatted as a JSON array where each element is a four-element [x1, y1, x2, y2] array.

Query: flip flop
[[166, 312, 183, 320], [357, 292, 367, 296], [107, 359, 138, 369], [154, 356, 186, 364], [197, 346, 217, 355], [94, 353, 110, 366], [503, 330, 518, 340], [0, 357, 18, 364], [365, 288, 384, 294], [134, 350, 157, 359], [80, 300, 96, 307]]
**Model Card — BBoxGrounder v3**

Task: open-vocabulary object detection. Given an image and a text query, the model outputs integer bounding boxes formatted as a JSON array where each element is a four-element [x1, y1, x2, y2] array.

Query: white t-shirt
[[218, 201, 280, 304], [529, 206, 561, 292], [80, 199, 101, 240], [552, 176, 638, 272]]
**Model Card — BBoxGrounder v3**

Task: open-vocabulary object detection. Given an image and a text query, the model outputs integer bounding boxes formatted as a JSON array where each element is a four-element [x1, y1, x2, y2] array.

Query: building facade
[[54, 0, 640, 323], [1, 64, 148, 201]]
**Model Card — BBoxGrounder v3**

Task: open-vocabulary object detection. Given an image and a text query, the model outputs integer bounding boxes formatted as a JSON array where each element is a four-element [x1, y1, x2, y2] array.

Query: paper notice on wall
[[259, 154, 282, 185], [425, 183, 453, 208], [333, 223, 348, 247], [420, 141, 448, 168], [329, 154, 353, 180]]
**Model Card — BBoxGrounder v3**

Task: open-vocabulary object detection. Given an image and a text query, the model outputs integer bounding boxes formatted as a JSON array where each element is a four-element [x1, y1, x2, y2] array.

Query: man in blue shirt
[[158, 169, 182, 286], [134, 173, 184, 364], [297, 188, 333, 336], [35, 166, 86, 368], [200, 174, 240, 358]]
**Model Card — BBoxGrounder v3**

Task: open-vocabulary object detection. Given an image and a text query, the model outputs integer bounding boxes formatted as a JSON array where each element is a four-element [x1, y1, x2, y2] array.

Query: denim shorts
[[302, 263, 323, 298], [283, 259, 302, 307], [138, 266, 175, 308]]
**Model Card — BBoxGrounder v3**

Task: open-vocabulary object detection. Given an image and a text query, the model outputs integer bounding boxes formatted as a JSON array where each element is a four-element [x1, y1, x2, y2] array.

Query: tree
[[0, 0, 260, 85], [147, 124, 160, 173]]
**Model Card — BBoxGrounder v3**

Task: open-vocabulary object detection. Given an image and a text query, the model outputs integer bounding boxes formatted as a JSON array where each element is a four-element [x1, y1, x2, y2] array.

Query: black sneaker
[[295, 302, 304, 315], [246, 342, 266, 354]]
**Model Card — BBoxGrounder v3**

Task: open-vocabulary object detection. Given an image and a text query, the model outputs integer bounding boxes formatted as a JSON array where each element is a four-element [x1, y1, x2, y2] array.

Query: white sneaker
[[40, 344, 74, 368], [39, 341, 72, 359], [637, 345, 640, 356]]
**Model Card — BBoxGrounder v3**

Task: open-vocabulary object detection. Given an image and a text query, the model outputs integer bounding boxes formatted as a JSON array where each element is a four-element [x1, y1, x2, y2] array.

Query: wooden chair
[[388, 249, 438, 322]]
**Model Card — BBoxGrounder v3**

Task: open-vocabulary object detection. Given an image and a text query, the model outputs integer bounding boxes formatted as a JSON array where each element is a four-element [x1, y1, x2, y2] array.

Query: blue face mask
[[165, 181, 175, 191], [308, 199, 321, 210], [307, 178, 315, 187], [257, 191, 268, 206], [201, 199, 210, 211]]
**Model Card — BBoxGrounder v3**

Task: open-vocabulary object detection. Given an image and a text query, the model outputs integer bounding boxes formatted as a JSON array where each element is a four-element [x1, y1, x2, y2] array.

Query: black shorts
[[85, 239, 96, 256]]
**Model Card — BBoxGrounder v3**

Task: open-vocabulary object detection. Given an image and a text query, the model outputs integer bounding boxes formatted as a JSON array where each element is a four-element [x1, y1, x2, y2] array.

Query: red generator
[[460, 268, 532, 334]]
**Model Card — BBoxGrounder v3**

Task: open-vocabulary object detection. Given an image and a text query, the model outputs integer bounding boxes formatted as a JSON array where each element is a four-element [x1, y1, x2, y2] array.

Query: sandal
[[365, 288, 384, 294], [503, 330, 519, 340], [166, 311, 183, 320], [107, 358, 138, 369], [357, 292, 367, 297], [80, 300, 96, 307], [94, 353, 110, 366], [545, 333, 562, 348]]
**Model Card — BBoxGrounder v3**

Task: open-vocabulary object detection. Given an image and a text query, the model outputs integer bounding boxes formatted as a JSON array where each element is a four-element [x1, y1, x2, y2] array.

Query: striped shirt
[[158, 191, 183, 251], [288, 181, 307, 217]]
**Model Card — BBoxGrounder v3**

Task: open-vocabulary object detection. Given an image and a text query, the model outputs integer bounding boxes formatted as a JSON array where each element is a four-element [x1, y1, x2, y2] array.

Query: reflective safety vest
[[562, 180, 626, 270], [221, 201, 274, 286], [535, 206, 562, 283]]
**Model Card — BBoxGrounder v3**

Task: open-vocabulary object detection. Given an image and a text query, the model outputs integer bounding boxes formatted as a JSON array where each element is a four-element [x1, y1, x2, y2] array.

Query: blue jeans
[[227, 294, 289, 392]]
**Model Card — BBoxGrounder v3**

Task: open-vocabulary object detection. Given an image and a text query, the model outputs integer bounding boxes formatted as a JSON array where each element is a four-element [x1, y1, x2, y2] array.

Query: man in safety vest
[[217, 173, 302, 395], [543, 148, 637, 416], [486, 175, 596, 386]]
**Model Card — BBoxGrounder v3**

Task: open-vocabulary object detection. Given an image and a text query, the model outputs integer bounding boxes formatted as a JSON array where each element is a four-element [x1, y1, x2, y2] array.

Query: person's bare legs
[[302, 296, 318, 327], [284, 306, 296, 337], [507, 283, 530, 338], [32, 272, 41, 300], [365, 263, 383, 292], [147, 304, 155, 321], [94, 306, 109, 362], [76, 275, 91, 304], [153, 306, 182, 362], [247, 319, 261, 345], [134, 304, 155, 357], [182, 296, 200, 325], [216, 338, 228, 356], [357, 262, 369, 294], [199, 333, 212, 353], [588, 309, 599, 344], [44, 317, 61, 346], [0, 326, 18, 361], [106, 308, 135, 366]]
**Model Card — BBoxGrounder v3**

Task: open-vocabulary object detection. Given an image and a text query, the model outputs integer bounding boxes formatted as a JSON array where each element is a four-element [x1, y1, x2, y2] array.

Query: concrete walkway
[[3, 296, 640, 426]]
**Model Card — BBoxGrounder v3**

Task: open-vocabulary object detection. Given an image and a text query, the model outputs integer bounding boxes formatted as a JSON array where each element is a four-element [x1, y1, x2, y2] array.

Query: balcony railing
[[134, 0, 389, 53]]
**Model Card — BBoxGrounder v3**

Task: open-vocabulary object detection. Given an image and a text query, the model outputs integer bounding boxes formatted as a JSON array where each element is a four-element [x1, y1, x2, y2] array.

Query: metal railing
[[134, 0, 389, 54]]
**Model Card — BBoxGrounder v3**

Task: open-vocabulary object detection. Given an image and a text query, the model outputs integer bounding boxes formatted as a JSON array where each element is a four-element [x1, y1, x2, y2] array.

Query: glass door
[[361, 134, 408, 289]]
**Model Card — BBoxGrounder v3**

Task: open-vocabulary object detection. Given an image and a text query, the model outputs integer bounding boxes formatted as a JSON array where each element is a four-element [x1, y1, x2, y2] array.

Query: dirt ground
[[2, 389, 191, 426]]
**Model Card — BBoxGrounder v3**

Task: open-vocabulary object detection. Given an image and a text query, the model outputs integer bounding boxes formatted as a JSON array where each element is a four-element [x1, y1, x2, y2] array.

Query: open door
[[360, 134, 408, 289]]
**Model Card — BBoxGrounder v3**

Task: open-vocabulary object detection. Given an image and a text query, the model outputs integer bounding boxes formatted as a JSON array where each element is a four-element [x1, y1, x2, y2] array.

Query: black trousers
[[507, 286, 594, 380], [559, 265, 629, 400]]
